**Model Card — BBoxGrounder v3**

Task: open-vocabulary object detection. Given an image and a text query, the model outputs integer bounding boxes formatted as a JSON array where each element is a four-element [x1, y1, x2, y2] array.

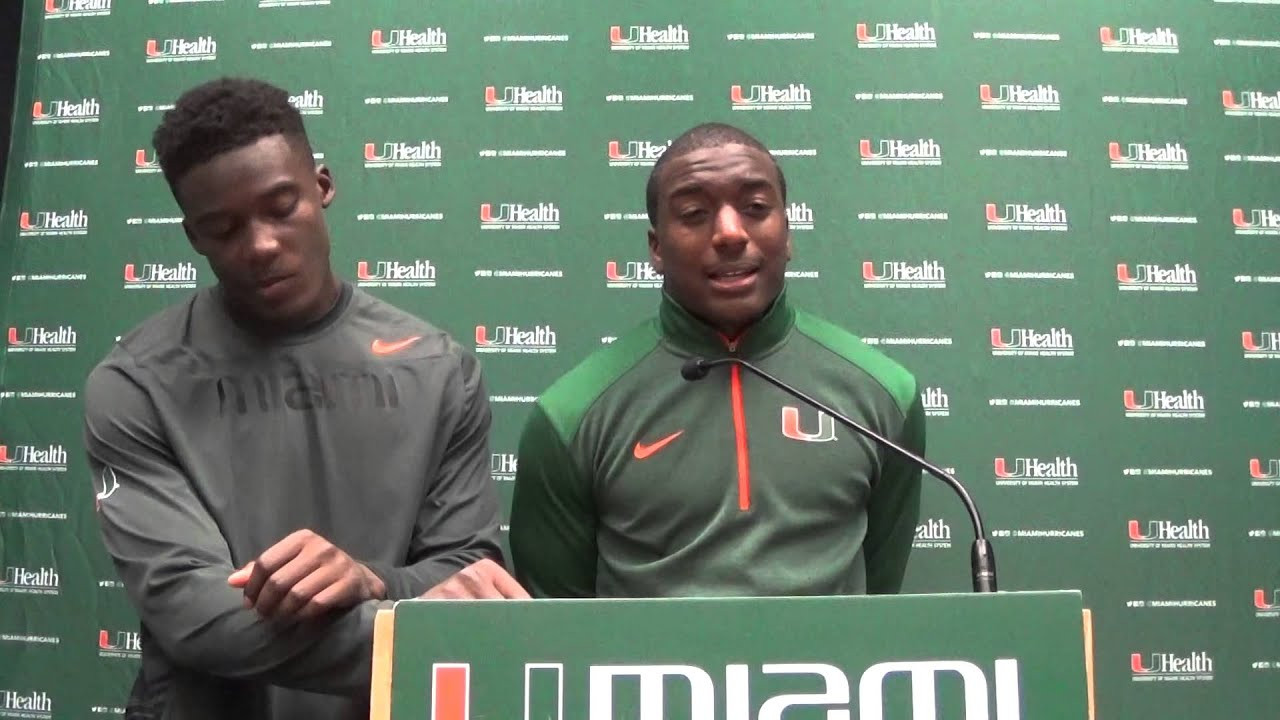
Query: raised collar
[[657, 288, 795, 359]]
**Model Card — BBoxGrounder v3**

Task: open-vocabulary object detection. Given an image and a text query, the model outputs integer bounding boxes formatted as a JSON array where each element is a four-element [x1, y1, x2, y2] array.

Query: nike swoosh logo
[[370, 335, 423, 355], [634, 430, 684, 460]]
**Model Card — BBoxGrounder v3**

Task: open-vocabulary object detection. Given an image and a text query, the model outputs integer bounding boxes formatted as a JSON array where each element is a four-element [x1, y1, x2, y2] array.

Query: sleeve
[[508, 402, 598, 597], [863, 389, 925, 594], [83, 358, 383, 696], [364, 345, 504, 599]]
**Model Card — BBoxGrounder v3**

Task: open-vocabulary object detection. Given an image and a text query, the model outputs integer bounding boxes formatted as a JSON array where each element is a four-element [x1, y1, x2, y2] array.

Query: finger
[[419, 581, 455, 600], [242, 531, 311, 605], [295, 573, 363, 621], [458, 570, 506, 600], [421, 578, 471, 600], [254, 546, 327, 617], [489, 567, 531, 599], [227, 562, 255, 588], [272, 564, 347, 620], [462, 559, 528, 599]]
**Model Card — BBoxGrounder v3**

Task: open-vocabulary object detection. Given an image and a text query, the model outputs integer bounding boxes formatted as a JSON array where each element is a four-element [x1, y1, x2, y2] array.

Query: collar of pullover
[[658, 288, 795, 360]]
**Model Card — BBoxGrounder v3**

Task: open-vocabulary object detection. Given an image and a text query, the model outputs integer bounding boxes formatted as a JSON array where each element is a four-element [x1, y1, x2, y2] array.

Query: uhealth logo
[[986, 203, 1068, 231], [1117, 263, 1198, 292], [480, 203, 560, 230], [1256, 588, 1280, 616], [0, 688, 52, 718], [134, 149, 160, 174], [914, 518, 952, 548], [862, 260, 945, 289], [605, 261, 662, 289], [18, 209, 88, 237], [1109, 141, 1188, 170], [979, 83, 1060, 111], [44, 0, 111, 18], [856, 22, 937, 49], [1128, 519, 1212, 549], [730, 83, 812, 111], [1124, 389, 1205, 418], [921, 387, 949, 417], [859, 138, 941, 166], [371, 27, 446, 54], [356, 260, 437, 288], [98, 630, 141, 659], [1243, 331, 1280, 359], [607, 140, 670, 167], [124, 262, 197, 290], [145, 36, 217, 62], [475, 325, 557, 354], [1223, 89, 1280, 118], [0, 443, 69, 472], [1, 566, 60, 595], [485, 85, 563, 112], [991, 327, 1074, 357], [1130, 652, 1213, 681], [364, 141, 442, 169], [609, 24, 689, 51], [31, 98, 99, 125], [1251, 458, 1280, 487], [1233, 207, 1280, 235], [289, 89, 324, 115], [6, 326, 76, 354], [490, 453, 518, 481], [994, 456, 1079, 486], [786, 202, 814, 230], [1100, 26, 1179, 53]]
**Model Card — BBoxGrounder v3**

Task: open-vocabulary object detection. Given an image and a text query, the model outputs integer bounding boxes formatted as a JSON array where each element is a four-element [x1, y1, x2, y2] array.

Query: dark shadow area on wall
[[1, 1, 25, 200]]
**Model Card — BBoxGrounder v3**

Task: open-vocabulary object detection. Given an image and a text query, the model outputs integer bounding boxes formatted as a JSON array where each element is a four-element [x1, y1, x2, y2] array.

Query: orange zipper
[[729, 363, 751, 510]]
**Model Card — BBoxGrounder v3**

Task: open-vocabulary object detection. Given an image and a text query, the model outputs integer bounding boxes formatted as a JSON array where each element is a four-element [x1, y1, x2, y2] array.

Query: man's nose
[[246, 224, 283, 262], [711, 205, 749, 247]]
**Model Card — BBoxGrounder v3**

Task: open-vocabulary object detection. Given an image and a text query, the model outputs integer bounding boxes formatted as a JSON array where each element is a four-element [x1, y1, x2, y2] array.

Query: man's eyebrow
[[666, 180, 707, 199], [736, 178, 776, 194], [189, 179, 297, 226], [667, 175, 777, 200]]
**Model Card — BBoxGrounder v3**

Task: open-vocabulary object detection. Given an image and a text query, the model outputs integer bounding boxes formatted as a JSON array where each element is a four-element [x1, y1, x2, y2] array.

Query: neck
[[225, 271, 342, 337]]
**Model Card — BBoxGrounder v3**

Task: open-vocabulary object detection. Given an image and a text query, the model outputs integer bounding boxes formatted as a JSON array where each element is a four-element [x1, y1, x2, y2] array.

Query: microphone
[[680, 356, 997, 593]]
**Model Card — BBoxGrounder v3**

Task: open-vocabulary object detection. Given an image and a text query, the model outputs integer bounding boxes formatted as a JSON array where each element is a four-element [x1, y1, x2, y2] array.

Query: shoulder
[[792, 309, 919, 417], [348, 288, 458, 356], [108, 292, 206, 367], [534, 318, 661, 444], [85, 291, 209, 404]]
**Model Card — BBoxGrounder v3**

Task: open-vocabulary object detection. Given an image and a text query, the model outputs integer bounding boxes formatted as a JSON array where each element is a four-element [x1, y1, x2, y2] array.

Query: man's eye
[[202, 221, 234, 239], [271, 195, 299, 218]]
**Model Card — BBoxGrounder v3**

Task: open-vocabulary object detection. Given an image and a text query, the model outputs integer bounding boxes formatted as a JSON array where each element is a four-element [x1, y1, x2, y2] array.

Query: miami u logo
[[781, 406, 836, 442]]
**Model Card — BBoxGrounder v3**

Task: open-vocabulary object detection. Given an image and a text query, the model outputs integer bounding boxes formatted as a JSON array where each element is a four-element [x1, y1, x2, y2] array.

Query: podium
[[370, 590, 1094, 719]]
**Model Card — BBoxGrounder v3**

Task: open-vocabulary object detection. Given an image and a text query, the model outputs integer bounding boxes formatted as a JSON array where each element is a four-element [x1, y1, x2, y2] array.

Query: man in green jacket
[[509, 122, 925, 598]]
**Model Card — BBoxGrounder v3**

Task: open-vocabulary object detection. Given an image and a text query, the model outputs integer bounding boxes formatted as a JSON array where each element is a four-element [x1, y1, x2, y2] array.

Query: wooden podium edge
[[1083, 608, 1096, 720], [370, 608, 396, 720]]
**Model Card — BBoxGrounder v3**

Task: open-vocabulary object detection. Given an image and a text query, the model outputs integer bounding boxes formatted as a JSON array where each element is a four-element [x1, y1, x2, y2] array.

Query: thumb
[[228, 562, 255, 588]]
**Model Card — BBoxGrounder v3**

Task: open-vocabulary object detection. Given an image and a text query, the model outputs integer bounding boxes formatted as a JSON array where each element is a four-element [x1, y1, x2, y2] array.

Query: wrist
[[362, 564, 387, 601]]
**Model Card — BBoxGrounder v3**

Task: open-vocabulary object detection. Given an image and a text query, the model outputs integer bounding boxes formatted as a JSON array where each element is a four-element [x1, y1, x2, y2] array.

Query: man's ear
[[647, 226, 664, 273], [316, 164, 336, 208]]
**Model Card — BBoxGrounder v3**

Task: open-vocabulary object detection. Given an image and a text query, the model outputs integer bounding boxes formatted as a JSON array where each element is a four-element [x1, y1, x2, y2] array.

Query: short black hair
[[645, 122, 787, 226], [152, 76, 312, 192]]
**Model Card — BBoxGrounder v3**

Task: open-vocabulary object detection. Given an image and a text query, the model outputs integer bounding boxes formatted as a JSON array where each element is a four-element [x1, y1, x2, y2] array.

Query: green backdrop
[[2, 0, 1278, 716]]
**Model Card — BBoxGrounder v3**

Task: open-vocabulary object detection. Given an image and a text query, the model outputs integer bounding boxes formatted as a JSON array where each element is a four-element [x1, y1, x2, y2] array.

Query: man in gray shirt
[[82, 77, 526, 720]]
